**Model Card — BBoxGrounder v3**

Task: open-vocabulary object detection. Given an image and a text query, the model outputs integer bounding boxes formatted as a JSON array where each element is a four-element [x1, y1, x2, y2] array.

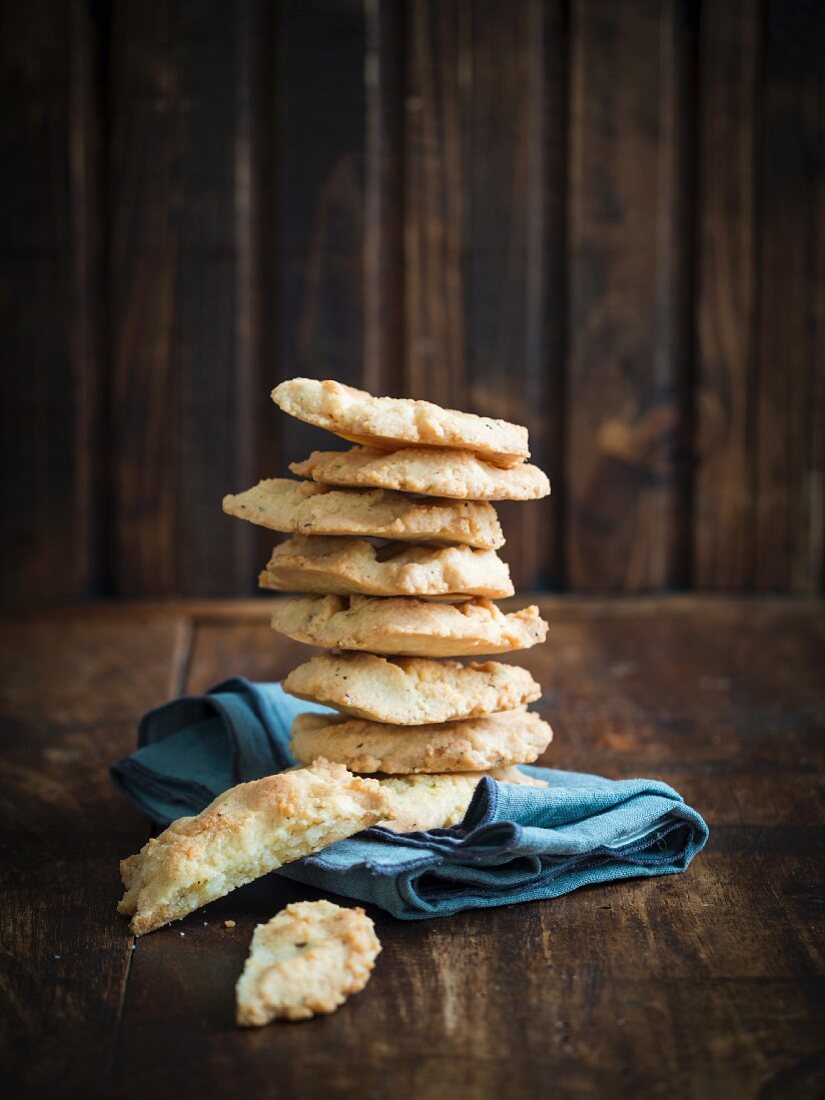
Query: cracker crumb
[[225, 920, 236, 929]]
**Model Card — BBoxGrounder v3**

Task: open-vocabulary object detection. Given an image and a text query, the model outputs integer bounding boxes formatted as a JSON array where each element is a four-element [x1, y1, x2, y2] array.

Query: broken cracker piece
[[236, 900, 380, 1025], [117, 760, 393, 936]]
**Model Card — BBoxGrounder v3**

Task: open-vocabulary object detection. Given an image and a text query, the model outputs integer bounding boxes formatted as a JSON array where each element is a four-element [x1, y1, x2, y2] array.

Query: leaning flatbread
[[118, 760, 392, 935]]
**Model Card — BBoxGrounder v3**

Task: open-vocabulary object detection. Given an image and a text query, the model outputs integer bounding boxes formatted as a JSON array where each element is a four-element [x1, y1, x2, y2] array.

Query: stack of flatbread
[[224, 379, 552, 832], [117, 380, 553, 1025]]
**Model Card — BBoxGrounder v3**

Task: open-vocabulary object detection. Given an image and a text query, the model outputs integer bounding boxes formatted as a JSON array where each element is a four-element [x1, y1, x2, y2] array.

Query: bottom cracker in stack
[[283, 652, 553, 832], [377, 769, 548, 834]]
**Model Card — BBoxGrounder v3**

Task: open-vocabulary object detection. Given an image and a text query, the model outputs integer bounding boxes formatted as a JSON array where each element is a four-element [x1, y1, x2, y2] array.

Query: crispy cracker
[[272, 379, 529, 468], [291, 709, 552, 774], [270, 595, 548, 658], [223, 479, 504, 549], [259, 536, 514, 599], [290, 446, 549, 501], [284, 652, 540, 725]]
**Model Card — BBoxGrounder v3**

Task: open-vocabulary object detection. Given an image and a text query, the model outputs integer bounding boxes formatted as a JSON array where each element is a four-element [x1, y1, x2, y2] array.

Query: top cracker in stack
[[223, 379, 553, 830]]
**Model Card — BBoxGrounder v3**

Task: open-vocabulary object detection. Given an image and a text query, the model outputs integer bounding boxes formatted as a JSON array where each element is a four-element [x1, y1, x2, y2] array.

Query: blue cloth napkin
[[111, 678, 708, 921]]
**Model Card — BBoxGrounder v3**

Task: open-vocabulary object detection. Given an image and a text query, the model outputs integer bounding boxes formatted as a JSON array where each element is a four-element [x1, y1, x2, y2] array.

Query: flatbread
[[223, 479, 504, 549], [290, 446, 550, 501], [272, 378, 529, 468], [284, 652, 541, 725], [291, 709, 553, 774], [259, 537, 514, 599], [270, 595, 548, 658]]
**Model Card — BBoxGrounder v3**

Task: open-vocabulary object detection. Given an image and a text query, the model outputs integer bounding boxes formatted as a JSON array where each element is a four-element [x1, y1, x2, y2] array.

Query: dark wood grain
[[465, 0, 565, 592], [237, 0, 281, 583], [276, 0, 370, 472], [24, 597, 808, 1099], [401, 0, 567, 591], [0, 609, 188, 1095], [1, 0, 824, 603], [176, 0, 254, 595], [0, 0, 100, 609], [364, 0, 404, 397], [107, 0, 181, 595], [566, 0, 694, 591], [753, 0, 825, 593], [692, 0, 759, 590], [403, 0, 471, 409], [108, 1, 259, 597]]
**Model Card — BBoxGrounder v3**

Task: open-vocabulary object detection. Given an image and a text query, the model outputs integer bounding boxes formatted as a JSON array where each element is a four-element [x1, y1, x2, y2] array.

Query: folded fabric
[[111, 678, 708, 921]]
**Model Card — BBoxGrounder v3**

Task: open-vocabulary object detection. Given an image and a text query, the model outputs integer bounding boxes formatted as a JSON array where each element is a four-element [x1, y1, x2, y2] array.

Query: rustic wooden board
[[566, 0, 694, 591], [107, 0, 263, 597], [175, 0, 255, 596], [753, 0, 825, 593], [0, 599, 811, 1096], [464, 0, 565, 592], [0, 0, 100, 609], [107, 0, 181, 596], [1, 0, 823, 606], [403, 0, 471, 412], [363, 0, 404, 396], [276, 0, 372, 469], [693, 0, 759, 590], [401, 0, 566, 590], [0, 610, 187, 1095]]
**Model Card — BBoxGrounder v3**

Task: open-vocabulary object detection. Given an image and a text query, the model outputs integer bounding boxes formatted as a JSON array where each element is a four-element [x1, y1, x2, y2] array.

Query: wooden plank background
[[1, 0, 822, 607]]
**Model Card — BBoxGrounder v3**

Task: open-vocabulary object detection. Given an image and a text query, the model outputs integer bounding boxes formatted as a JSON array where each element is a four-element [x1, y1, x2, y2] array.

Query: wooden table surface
[[1, 597, 823, 1099]]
